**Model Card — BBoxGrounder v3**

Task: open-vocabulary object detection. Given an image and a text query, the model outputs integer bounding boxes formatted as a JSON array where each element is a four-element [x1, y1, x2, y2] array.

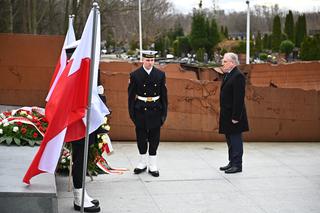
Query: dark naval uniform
[[128, 66, 168, 156]]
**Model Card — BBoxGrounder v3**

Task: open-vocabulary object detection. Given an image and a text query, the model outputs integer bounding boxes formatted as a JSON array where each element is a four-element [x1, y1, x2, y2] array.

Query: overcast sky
[[168, 0, 320, 14]]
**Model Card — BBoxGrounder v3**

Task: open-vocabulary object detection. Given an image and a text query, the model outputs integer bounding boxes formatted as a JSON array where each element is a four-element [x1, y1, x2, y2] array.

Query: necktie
[[223, 73, 228, 82]]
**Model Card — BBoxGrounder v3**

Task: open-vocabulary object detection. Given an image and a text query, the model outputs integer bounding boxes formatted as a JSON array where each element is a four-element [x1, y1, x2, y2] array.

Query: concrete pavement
[[57, 142, 320, 213]]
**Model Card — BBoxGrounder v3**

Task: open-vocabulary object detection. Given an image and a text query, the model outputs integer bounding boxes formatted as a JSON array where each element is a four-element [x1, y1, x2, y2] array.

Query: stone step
[[0, 145, 58, 213]]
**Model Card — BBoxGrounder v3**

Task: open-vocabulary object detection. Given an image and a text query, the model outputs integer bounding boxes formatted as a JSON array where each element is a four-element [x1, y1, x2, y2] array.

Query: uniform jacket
[[219, 67, 249, 134], [128, 66, 168, 129]]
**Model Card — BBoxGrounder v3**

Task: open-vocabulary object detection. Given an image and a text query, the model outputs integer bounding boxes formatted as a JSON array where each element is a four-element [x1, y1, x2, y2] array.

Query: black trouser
[[71, 134, 95, 189], [135, 127, 160, 156], [225, 133, 243, 168]]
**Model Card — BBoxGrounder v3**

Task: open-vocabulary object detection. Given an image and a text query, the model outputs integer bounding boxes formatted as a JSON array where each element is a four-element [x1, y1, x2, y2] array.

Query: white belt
[[137, 95, 160, 102]]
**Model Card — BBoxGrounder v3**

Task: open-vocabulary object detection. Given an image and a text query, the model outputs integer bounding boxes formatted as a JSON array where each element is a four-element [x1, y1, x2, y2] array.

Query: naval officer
[[128, 50, 168, 177]]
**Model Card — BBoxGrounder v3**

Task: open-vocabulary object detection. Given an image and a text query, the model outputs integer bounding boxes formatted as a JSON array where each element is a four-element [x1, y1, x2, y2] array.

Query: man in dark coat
[[219, 52, 249, 174], [128, 50, 168, 177]]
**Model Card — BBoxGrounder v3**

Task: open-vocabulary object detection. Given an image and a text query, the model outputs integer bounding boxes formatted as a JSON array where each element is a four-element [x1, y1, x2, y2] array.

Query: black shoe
[[74, 203, 101, 212], [91, 199, 99, 206], [219, 163, 232, 171], [225, 166, 242, 174], [148, 169, 160, 177], [134, 167, 147, 174]]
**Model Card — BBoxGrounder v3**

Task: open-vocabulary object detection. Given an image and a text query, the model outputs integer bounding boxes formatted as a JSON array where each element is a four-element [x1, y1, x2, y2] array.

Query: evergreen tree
[[224, 26, 229, 39], [255, 31, 262, 53], [204, 18, 211, 54], [178, 36, 191, 57], [268, 34, 272, 49], [233, 41, 254, 55], [168, 22, 184, 41], [220, 26, 224, 37], [207, 18, 220, 57], [284, 10, 294, 42], [301, 14, 307, 38], [300, 35, 320, 60], [262, 33, 269, 50], [272, 15, 282, 52], [196, 48, 205, 62], [173, 39, 180, 57], [155, 35, 171, 57], [280, 40, 295, 61], [190, 10, 208, 52], [155, 35, 165, 57], [295, 14, 307, 47]]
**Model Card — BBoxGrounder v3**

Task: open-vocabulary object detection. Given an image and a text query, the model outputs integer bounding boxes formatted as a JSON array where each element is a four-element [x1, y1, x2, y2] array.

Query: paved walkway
[[57, 142, 320, 213]]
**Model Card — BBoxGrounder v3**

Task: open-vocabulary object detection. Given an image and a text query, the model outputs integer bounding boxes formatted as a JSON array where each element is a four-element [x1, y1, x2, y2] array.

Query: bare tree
[[1, 0, 319, 47], [0, 0, 13, 32]]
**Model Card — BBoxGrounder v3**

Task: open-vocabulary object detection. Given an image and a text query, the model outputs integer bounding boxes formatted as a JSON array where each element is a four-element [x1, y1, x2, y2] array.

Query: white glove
[[97, 85, 104, 95]]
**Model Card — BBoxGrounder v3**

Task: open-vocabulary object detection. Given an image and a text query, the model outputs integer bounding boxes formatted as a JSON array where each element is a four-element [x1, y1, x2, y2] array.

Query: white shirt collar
[[143, 65, 153, 75], [226, 66, 236, 74]]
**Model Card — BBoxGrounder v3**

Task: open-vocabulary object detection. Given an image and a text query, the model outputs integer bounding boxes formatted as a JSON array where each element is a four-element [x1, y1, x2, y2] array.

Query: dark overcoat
[[128, 66, 168, 129], [219, 67, 249, 134]]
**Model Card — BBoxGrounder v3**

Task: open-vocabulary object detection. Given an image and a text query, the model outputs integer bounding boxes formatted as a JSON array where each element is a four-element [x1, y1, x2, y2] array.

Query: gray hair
[[224, 52, 240, 65]]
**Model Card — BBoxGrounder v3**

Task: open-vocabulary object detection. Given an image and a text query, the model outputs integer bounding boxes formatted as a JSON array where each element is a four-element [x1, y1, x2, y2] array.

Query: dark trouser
[[71, 133, 95, 189], [225, 133, 243, 168], [72, 139, 85, 189], [135, 127, 160, 156]]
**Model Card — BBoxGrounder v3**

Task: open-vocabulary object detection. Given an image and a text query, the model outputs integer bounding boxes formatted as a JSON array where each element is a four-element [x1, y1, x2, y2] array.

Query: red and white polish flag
[[46, 16, 76, 102], [23, 8, 109, 184]]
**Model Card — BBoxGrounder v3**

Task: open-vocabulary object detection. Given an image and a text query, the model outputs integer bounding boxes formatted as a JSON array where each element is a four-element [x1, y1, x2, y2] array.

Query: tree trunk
[[48, 0, 54, 34], [64, 0, 70, 34], [31, 0, 37, 34], [0, 0, 13, 32]]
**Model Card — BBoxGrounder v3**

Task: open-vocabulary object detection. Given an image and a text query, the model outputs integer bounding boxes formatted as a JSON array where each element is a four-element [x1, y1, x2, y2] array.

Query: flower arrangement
[[0, 106, 125, 176], [56, 145, 72, 174], [57, 116, 121, 176], [0, 107, 48, 146]]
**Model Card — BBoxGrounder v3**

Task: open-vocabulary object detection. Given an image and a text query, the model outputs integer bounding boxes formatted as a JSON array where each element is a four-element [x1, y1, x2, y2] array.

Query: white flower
[[101, 134, 107, 141], [61, 159, 66, 164], [0, 129, 3, 134], [20, 111, 27, 116], [13, 126, 19, 132], [105, 125, 110, 131], [98, 142, 103, 149], [3, 122, 9, 127], [104, 117, 108, 124], [67, 156, 71, 160], [0, 113, 5, 119], [27, 115, 33, 119]]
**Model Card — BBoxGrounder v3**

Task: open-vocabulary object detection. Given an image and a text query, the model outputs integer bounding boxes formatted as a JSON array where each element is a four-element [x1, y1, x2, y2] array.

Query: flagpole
[[246, 0, 250, 64], [80, 2, 98, 213], [139, 0, 143, 62]]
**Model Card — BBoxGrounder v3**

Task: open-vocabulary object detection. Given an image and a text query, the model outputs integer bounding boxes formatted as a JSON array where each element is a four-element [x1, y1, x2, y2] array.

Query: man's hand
[[232, 119, 239, 124]]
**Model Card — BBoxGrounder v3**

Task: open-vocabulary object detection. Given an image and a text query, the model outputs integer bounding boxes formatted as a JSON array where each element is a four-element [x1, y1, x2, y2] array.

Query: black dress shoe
[[134, 167, 147, 174], [148, 170, 159, 177], [74, 203, 101, 212], [219, 163, 232, 171], [91, 199, 99, 206], [225, 166, 242, 174]]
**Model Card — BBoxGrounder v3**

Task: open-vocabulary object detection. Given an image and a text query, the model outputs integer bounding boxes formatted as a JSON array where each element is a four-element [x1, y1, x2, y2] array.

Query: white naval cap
[[141, 50, 158, 58]]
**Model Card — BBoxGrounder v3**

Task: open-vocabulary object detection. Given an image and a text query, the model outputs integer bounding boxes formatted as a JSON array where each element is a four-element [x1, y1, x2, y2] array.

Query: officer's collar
[[143, 65, 153, 75]]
